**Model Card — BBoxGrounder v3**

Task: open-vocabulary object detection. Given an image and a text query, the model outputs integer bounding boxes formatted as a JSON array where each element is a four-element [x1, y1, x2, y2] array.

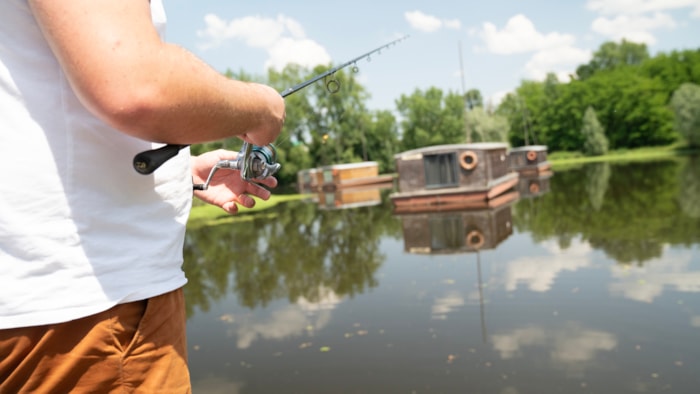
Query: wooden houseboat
[[396, 194, 516, 254], [297, 168, 321, 194], [508, 145, 551, 175], [298, 161, 394, 192], [389, 143, 519, 212]]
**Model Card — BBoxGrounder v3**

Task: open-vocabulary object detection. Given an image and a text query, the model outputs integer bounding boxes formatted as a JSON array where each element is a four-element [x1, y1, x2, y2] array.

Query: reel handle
[[133, 144, 188, 175]]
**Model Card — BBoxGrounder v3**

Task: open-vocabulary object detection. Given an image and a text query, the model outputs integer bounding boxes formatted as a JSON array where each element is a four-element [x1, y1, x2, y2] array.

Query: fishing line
[[132, 35, 409, 188]]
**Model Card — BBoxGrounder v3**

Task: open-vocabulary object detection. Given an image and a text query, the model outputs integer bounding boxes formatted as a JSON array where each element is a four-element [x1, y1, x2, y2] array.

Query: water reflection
[[397, 192, 516, 254], [184, 157, 700, 394]]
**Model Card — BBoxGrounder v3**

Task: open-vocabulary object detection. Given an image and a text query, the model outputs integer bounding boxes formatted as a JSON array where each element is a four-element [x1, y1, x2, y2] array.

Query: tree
[[670, 82, 700, 148], [464, 88, 483, 110], [576, 39, 650, 80], [581, 106, 609, 156], [396, 87, 465, 151], [465, 107, 510, 143]]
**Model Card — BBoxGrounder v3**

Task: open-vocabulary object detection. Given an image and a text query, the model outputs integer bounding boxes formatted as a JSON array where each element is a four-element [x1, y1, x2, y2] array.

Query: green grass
[[188, 193, 310, 227], [549, 143, 695, 170]]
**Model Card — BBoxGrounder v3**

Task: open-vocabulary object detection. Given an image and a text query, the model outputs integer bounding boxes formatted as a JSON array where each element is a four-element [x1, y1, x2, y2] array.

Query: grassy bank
[[548, 143, 696, 169], [188, 193, 310, 227]]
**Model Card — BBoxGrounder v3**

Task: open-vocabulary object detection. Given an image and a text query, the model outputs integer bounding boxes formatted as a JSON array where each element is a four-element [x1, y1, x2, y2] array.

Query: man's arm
[[28, 0, 284, 147]]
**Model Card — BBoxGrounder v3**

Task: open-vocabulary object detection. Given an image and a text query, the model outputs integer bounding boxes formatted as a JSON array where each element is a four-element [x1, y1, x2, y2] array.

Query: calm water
[[183, 157, 700, 394]]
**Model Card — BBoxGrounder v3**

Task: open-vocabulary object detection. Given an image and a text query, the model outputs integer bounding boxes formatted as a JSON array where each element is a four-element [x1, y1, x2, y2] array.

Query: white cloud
[[591, 12, 677, 45], [586, 0, 700, 17], [476, 14, 576, 55], [405, 10, 461, 33], [473, 14, 589, 82], [197, 13, 331, 70], [525, 46, 592, 81]]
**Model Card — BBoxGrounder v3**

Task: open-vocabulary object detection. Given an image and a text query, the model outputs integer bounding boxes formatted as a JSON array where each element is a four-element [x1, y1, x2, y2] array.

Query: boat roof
[[509, 145, 548, 152], [317, 161, 379, 170], [395, 142, 509, 158]]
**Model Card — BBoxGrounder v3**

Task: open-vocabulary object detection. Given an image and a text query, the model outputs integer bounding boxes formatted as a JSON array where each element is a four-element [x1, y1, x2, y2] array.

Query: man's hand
[[191, 149, 278, 215]]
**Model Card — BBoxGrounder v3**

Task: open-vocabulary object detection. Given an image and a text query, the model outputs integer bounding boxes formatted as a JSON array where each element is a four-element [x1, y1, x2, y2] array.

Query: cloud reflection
[[431, 291, 465, 320], [491, 322, 617, 375], [222, 287, 343, 349], [502, 240, 592, 292], [608, 250, 700, 303]]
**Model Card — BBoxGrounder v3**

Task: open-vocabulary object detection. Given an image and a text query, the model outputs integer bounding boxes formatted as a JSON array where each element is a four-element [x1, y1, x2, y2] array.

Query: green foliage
[[395, 87, 466, 151], [464, 88, 483, 109], [512, 158, 700, 265], [498, 41, 689, 153], [465, 107, 510, 143], [670, 82, 700, 148], [576, 39, 650, 80], [182, 197, 403, 315], [581, 106, 609, 156]]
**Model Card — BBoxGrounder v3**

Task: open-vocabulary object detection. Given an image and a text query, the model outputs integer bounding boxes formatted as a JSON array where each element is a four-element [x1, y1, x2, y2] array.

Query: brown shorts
[[0, 288, 190, 393]]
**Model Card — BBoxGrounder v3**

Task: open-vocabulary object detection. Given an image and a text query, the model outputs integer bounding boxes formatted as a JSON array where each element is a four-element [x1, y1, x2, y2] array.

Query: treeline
[[498, 40, 700, 153], [191, 40, 700, 186]]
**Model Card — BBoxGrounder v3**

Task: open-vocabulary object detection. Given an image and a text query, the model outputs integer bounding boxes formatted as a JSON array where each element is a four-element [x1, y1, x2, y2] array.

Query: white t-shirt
[[0, 0, 191, 329]]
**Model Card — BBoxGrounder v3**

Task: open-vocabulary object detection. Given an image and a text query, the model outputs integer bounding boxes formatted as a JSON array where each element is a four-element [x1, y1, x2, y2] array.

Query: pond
[[183, 156, 700, 394]]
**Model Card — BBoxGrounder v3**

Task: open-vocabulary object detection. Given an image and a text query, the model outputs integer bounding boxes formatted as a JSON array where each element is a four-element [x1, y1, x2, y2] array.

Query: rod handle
[[133, 144, 188, 175]]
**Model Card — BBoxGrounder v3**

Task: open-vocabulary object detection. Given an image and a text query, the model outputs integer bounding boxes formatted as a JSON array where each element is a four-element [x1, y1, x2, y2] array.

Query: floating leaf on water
[[299, 342, 312, 349], [320, 346, 331, 352]]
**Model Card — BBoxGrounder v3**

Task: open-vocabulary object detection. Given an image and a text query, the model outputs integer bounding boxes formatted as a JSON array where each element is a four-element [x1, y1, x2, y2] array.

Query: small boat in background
[[508, 145, 551, 176], [297, 161, 395, 193]]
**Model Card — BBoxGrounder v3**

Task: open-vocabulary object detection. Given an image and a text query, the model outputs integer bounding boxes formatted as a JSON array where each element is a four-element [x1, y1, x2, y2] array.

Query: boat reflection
[[396, 190, 518, 254], [517, 171, 553, 199], [311, 184, 394, 210]]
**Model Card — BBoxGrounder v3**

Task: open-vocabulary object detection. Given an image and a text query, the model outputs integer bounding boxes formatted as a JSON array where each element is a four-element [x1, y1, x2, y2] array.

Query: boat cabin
[[390, 143, 519, 212], [508, 145, 551, 175]]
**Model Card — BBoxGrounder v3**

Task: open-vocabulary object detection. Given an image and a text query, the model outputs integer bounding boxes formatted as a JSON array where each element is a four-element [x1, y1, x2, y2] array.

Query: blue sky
[[163, 0, 700, 112]]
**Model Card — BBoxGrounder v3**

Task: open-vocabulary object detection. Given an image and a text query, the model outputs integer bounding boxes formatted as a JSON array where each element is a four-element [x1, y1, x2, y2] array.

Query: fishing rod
[[132, 35, 409, 190]]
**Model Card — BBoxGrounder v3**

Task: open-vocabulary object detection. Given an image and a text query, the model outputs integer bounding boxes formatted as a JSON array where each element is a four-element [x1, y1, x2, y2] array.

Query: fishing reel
[[193, 142, 281, 191]]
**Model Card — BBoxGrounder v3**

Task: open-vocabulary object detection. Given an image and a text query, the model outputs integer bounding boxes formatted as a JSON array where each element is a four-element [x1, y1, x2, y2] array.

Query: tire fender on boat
[[466, 230, 485, 250], [459, 150, 478, 171], [529, 182, 540, 194], [526, 150, 538, 162]]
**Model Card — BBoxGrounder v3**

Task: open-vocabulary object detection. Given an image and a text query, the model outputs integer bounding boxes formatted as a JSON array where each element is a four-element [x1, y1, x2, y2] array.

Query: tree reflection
[[585, 162, 610, 211], [513, 157, 700, 265], [678, 156, 700, 219], [182, 194, 402, 318]]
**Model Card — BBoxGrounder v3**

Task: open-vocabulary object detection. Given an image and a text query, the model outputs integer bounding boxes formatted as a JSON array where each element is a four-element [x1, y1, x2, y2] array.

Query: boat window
[[424, 153, 459, 189]]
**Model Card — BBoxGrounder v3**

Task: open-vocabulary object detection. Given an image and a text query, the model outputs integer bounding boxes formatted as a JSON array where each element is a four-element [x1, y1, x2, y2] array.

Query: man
[[0, 0, 285, 392]]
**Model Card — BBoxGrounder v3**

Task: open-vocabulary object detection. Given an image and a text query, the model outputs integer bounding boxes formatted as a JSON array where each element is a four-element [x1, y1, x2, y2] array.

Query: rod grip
[[133, 144, 187, 175]]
